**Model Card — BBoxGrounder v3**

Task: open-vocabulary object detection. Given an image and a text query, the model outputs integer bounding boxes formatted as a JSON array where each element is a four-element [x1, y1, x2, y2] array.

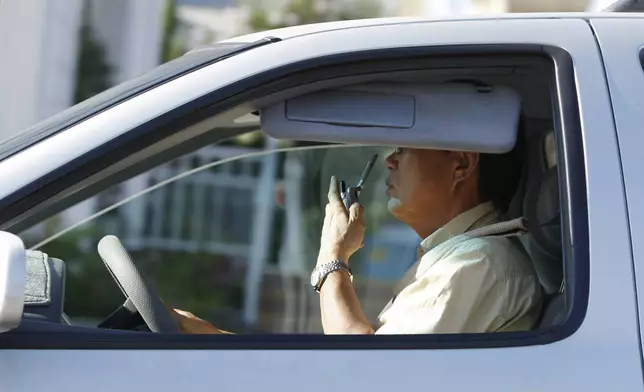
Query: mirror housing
[[0, 231, 26, 332], [260, 82, 522, 153]]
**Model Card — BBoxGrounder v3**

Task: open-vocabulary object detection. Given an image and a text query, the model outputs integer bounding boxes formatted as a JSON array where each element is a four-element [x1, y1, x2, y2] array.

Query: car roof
[[219, 12, 644, 44], [3, 11, 643, 162]]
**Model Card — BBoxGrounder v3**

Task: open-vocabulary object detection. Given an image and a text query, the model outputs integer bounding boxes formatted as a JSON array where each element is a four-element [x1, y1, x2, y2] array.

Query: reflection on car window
[[20, 137, 419, 333]]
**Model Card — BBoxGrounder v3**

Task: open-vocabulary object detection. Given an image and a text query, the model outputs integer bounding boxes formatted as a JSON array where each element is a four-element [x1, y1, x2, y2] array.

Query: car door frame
[[0, 16, 642, 392]]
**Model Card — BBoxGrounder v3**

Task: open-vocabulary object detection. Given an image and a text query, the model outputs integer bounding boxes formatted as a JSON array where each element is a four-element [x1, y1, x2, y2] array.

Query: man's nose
[[385, 152, 397, 171]]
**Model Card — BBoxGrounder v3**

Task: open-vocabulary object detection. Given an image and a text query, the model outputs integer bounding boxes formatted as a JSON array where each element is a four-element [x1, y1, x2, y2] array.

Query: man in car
[[170, 132, 543, 334]]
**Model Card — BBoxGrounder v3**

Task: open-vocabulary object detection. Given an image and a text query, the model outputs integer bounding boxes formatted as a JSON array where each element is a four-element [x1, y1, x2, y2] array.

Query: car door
[[590, 16, 644, 367], [0, 17, 640, 392]]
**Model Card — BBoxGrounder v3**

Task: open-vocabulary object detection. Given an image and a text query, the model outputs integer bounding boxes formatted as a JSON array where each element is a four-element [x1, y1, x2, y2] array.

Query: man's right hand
[[169, 308, 232, 334]]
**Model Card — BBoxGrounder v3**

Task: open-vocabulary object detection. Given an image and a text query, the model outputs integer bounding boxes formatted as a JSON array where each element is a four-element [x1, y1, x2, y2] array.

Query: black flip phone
[[339, 154, 378, 211]]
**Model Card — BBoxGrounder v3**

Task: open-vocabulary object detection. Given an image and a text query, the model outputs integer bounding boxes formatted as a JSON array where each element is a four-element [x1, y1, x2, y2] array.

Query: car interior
[[14, 53, 567, 335]]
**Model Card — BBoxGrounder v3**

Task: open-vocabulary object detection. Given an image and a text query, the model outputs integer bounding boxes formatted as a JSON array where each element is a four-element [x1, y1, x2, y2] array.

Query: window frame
[[0, 44, 589, 350]]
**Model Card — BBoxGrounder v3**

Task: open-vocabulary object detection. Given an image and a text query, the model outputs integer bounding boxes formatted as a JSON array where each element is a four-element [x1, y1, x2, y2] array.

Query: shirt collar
[[417, 201, 499, 257]]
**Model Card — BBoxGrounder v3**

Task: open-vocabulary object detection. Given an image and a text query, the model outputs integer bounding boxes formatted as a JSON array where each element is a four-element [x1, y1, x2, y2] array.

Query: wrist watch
[[310, 260, 353, 293]]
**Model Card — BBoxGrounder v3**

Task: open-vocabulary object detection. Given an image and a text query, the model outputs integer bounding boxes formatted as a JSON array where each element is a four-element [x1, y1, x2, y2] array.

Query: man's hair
[[477, 115, 527, 212]]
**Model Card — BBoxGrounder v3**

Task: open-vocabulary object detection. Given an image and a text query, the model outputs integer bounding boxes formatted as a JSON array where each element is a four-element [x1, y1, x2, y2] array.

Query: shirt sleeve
[[375, 249, 506, 335]]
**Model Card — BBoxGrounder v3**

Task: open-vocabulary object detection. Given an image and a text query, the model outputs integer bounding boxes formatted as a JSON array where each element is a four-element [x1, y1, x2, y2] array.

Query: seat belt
[[460, 217, 528, 239], [378, 217, 531, 320], [397, 217, 529, 293], [427, 217, 529, 262]]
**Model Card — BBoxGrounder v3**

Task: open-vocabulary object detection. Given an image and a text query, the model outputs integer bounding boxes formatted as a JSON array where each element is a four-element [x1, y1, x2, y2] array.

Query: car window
[[20, 140, 418, 333]]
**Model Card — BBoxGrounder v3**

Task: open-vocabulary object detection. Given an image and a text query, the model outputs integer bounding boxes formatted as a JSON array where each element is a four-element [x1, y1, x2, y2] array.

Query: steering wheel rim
[[97, 235, 181, 333]]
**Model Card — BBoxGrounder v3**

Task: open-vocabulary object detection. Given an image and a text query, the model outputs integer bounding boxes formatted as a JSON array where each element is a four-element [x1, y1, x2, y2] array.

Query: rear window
[[0, 39, 276, 162]]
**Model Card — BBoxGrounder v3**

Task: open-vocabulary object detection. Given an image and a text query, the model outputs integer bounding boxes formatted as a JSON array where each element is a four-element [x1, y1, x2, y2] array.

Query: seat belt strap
[[462, 217, 528, 239]]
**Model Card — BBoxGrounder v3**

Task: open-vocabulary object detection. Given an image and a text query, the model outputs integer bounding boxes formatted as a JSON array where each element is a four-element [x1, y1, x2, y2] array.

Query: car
[[1, 7, 644, 392]]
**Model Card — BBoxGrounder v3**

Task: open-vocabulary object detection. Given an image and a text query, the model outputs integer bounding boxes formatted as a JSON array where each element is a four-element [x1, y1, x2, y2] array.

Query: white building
[[88, 0, 165, 85], [0, 0, 83, 140]]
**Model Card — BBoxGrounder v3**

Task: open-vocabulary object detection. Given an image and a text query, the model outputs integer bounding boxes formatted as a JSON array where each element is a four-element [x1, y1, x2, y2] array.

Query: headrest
[[524, 167, 561, 260], [521, 130, 563, 294], [543, 131, 557, 169]]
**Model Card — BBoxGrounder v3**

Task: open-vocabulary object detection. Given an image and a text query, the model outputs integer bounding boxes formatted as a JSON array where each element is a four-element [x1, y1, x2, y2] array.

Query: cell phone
[[339, 154, 379, 211]]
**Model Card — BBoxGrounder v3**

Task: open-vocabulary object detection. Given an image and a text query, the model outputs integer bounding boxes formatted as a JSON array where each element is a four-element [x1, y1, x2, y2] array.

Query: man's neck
[[409, 197, 484, 239]]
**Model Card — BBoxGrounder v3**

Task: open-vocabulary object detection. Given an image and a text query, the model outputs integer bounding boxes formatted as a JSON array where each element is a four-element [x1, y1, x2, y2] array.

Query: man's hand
[[318, 176, 366, 265], [168, 308, 232, 334], [316, 176, 373, 334]]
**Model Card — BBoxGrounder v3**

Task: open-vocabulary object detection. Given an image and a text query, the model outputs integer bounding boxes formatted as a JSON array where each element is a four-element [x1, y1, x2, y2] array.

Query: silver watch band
[[311, 260, 353, 292]]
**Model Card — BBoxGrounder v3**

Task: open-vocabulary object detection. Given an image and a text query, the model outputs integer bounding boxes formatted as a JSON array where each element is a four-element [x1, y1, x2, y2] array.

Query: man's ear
[[453, 151, 479, 184]]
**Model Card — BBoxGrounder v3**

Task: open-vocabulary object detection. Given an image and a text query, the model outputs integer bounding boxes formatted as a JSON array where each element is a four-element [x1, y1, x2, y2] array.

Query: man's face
[[384, 147, 465, 224]]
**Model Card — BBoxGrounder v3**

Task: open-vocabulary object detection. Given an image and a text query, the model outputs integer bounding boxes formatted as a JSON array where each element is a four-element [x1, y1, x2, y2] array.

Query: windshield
[[0, 38, 277, 162]]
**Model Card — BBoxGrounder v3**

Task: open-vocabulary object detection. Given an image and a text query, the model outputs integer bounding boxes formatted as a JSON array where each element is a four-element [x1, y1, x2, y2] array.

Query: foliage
[[160, 0, 186, 63], [36, 219, 243, 327], [73, 0, 113, 104]]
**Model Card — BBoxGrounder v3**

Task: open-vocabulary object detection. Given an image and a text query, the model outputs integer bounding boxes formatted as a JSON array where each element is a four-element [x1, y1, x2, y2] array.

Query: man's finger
[[349, 202, 364, 221], [327, 176, 343, 206], [164, 303, 177, 316]]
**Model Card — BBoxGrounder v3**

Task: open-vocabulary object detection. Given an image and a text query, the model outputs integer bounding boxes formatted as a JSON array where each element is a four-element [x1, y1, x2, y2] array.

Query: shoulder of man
[[425, 234, 536, 280]]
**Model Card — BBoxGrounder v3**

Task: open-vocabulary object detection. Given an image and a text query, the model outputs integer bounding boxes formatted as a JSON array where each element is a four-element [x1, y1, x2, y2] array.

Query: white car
[[1, 7, 644, 392]]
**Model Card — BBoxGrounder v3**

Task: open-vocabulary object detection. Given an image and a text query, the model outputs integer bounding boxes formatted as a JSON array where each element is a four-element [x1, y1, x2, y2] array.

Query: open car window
[[21, 141, 416, 333]]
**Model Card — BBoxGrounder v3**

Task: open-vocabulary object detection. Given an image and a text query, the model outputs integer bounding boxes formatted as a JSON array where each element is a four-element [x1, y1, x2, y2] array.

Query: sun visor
[[260, 82, 521, 153]]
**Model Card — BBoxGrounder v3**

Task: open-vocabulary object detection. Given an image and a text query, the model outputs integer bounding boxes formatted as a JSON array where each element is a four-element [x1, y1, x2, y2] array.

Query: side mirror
[[0, 231, 25, 332]]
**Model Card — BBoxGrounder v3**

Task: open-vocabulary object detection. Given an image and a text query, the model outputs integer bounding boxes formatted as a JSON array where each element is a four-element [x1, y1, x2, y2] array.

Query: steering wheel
[[97, 235, 181, 333]]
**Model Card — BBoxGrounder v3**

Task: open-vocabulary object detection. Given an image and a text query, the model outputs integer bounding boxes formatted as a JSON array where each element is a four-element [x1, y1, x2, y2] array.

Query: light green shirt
[[376, 201, 543, 334]]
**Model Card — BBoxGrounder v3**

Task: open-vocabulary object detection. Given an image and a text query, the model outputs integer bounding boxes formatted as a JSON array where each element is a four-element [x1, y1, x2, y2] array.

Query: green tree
[[73, 0, 113, 104], [160, 0, 186, 63]]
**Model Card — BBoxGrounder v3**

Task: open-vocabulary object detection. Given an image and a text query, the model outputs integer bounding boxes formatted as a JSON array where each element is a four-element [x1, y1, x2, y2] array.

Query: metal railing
[[118, 144, 264, 259]]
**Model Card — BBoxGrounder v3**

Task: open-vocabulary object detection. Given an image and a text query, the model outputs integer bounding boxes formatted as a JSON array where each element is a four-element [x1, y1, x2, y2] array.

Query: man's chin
[[387, 197, 403, 214]]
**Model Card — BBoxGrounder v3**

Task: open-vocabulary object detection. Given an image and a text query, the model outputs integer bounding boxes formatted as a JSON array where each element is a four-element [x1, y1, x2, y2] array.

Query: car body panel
[[0, 15, 642, 392], [590, 17, 644, 359], [219, 13, 644, 44]]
